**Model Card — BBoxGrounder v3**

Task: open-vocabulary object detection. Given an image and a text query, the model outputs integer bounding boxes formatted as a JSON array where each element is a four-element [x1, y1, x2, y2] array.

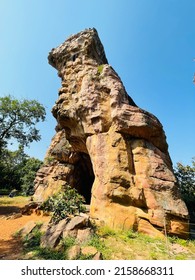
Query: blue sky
[[0, 0, 195, 166]]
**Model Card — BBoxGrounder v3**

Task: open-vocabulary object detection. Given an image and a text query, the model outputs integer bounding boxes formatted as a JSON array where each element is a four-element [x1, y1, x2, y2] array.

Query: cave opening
[[74, 153, 95, 205]]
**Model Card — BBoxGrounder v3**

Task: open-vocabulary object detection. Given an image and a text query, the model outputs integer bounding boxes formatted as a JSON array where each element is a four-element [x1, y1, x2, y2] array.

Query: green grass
[[22, 224, 67, 260], [30, 247, 65, 260], [0, 195, 30, 206], [21, 224, 195, 260], [93, 226, 195, 260], [59, 236, 76, 251]]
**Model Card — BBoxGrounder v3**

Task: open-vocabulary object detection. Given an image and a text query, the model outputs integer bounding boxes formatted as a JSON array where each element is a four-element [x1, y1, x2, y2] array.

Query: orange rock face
[[34, 28, 189, 238]]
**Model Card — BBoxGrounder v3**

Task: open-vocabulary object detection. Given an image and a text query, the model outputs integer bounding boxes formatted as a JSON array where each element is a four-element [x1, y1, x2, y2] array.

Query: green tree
[[20, 157, 42, 195], [0, 95, 46, 150], [0, 146, 27, 191], [0, 146, 42, 194], [174, 158, 195, 205], [0, 95, 45, 194]]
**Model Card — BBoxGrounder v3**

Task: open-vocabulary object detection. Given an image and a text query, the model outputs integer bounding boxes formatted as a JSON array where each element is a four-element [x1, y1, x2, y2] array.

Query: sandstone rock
[[41, 218, 68, 248], [93, 252, 103, 260], [21, 202, 40, 215], [76, 228, 93, 243], [137, 219, 165, 239], [62, 229, 77, 239], [41, 215, 91, 249], [67, 245, 81, 260], [169, 219, 188, 239], [81, 246, 98, 257], [34, 28, 189, 238], [170, 243, 189, 254], [40, 221, 50, 234], [6, 213, 23, 220], [20, 221, 37, 237], [24, 251, 39, 260], [65, 215, 89, 231]]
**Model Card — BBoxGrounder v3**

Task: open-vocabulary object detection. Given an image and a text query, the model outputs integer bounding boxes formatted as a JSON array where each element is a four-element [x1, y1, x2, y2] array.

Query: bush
[[97, 64, 104, 75], [41, 185, 86, 223]]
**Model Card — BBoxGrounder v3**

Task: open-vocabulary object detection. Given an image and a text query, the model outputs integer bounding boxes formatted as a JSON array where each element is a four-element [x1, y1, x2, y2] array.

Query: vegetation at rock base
[[40, 185, 86, 223], [16, 223, 195, 260], [1, 195, 195, 260]]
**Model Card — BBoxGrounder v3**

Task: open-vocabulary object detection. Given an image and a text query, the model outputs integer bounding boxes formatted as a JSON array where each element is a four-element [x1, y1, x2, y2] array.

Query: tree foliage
[[174, 158, 195, 205], [20, 157, 43, 196], [0, 146, 26, 191], [0, 146, 42, 194], [41, 185, 86, 223], [0, 95, 45, 194], [0, 95, 46, 149]]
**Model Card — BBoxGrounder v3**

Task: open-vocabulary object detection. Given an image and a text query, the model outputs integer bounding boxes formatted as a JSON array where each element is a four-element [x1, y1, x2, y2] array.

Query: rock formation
[[34, 28, 189, 238]]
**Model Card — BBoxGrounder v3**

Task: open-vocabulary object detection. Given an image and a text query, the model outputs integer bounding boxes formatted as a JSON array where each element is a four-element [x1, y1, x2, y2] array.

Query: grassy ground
[[1, 196, 195, 260], [21, 224, 195, 260], [96, 227, 195, 260], [0, 196, 30, 206]]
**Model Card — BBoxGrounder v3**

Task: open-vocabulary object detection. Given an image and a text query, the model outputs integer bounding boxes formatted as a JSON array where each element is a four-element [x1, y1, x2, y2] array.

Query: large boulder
[[34, 28, 189, 238]]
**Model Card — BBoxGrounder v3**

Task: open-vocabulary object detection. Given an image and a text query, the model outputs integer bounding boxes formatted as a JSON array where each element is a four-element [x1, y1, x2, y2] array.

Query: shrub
[[41, 185, 86, 223], [97, 64, 104, 75]]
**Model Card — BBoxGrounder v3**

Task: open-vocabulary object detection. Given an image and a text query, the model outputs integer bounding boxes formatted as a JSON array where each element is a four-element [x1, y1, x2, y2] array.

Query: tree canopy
[[0, 95, 46, 194], [0, 146, 42, 194], [174, 158, 195, 205], [0, 95, 46, 149]]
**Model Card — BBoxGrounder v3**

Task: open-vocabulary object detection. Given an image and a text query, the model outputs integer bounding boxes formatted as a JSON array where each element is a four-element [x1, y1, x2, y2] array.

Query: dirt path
[[0, 202, 50, 260]]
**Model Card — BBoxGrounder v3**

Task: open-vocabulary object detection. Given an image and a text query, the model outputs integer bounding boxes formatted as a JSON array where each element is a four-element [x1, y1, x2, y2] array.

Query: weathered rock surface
[[40, 214, 93, 249], [34, 28, 189, 238], [67, 245, 81, 260], [20, 221, 37, 237], [41, 218, 69, 248], [81, 246, 98, 257]]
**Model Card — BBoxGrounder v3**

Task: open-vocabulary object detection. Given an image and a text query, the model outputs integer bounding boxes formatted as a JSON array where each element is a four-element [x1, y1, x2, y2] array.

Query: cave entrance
[[74, 153, 95, 205]]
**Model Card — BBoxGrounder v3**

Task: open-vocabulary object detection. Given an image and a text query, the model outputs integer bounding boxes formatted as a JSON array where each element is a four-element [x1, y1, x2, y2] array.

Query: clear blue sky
[[0, 0, 195, 166]]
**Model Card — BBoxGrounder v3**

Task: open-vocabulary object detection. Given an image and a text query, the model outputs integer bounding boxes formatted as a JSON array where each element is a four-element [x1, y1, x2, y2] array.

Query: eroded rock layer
[[34, 28, 189, 238]]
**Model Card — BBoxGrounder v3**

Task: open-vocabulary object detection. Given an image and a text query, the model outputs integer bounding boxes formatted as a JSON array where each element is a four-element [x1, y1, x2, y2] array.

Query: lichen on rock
[[34, 28, 189, 238]]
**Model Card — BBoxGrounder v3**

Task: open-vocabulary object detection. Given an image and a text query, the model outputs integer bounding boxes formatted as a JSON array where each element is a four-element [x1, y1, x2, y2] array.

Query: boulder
[[65, 215, 89, 231], [67, 245, 81, 260], [76, 228, 93, 243], [81, 246, 98, 257], [34, 28, 189, 238], [93, 252, 103, 260], [41, 219, 68, 248], [137, 219, 165, 239], [21, 202, 40, 215], [20, 221, 37, 237]]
